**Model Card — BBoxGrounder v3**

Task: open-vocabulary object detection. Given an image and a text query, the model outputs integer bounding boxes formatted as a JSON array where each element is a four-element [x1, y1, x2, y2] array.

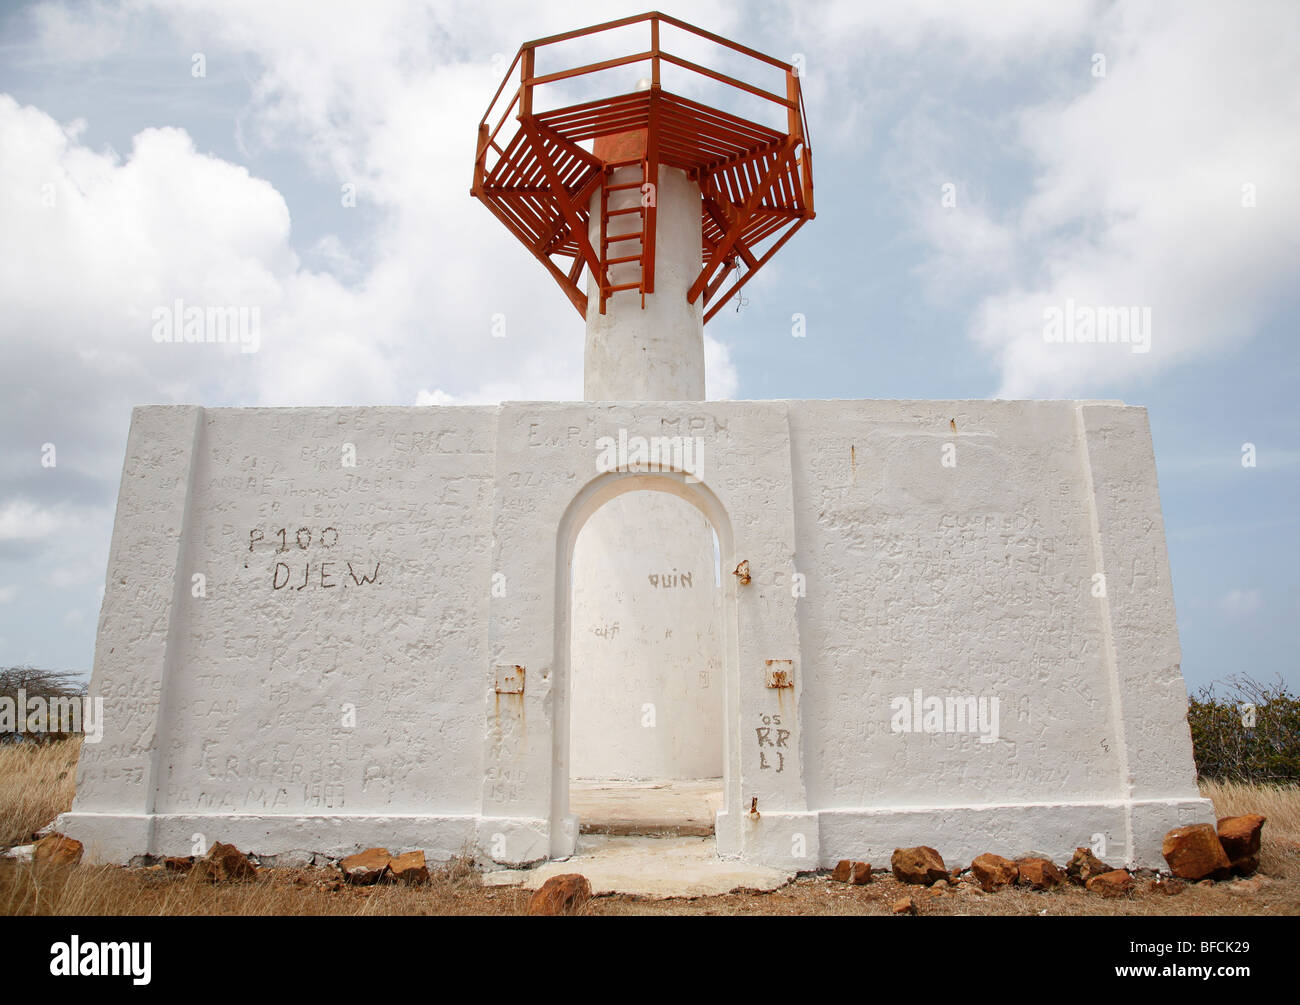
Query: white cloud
[[0, 586, 18, 604], [0, 499, 65, 543], [1220, 587, 1262, 618], [810, 0, 1098, 57], [964, 2, 1298, 396], [47, 564, 98, 589], [28, 0, 130, 58], [792, 0, 1299, 398], [415, 388, 460, 407], [704, 335, 739, 400]]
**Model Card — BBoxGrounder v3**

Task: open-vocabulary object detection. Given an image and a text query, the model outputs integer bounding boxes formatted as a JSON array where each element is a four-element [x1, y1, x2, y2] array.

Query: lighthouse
[[472, 13, 815, 831], [54, 8, 1209, 877]]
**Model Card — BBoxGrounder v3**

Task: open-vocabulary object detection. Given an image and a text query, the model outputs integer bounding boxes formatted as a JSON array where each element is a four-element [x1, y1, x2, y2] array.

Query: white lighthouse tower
[[568, 80, 723, 801], [471, 11, 815, 835]]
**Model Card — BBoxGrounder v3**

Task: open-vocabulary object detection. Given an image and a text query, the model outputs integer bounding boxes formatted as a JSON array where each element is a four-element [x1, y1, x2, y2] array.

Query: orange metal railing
[[474, 11, 812, 208]]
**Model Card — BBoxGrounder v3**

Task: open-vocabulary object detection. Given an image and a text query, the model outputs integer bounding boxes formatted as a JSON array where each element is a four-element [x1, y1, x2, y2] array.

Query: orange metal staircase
[[471, 11, 814, 324]]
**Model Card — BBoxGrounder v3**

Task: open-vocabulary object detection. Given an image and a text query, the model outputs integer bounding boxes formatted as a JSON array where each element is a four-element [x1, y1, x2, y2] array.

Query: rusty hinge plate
[[495, 665, 525, 694], [765, 659, 793, 688]]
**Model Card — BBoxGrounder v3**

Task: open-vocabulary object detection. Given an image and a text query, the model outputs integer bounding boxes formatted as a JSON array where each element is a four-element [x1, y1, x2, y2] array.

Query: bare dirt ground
[[3, 854, 1295, 916], [2, 741, 1296, 916]]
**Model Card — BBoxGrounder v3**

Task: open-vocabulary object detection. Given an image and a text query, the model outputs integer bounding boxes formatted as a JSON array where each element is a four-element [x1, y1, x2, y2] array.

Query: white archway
[[551, 470, 739, 855]]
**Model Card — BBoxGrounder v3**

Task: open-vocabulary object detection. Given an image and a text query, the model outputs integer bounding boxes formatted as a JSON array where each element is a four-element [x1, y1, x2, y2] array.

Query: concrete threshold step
[[482, 835, 795, 899], [579, 820, 715, 838], [569, 778, 724, 841]]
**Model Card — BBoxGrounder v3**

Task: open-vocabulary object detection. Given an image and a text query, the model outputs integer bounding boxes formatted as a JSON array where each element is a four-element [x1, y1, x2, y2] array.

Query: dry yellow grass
[[1199, 778, 1300, 879], [0, 738, 80, 848], [0, 857, 531, 916], [2, 739, 1297, 915]]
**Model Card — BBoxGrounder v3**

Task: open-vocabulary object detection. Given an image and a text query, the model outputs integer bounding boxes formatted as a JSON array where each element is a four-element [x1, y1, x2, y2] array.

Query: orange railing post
[[651, 14, 661, 88], [519, 46, 534, 117]]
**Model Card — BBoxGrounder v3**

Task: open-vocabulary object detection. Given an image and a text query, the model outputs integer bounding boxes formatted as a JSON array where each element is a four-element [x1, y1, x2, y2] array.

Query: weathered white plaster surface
[[483, 834, 794, 898], [60, 398, 1212, 869], [569, 492, 723, 780]]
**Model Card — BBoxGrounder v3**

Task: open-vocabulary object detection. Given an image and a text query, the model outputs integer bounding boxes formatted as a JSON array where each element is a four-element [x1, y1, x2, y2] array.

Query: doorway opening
[[567, 486, 724, 837]]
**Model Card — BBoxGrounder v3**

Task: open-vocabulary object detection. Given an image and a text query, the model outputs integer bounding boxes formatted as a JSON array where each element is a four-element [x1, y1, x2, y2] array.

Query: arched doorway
[[551, 472, 737, 855]]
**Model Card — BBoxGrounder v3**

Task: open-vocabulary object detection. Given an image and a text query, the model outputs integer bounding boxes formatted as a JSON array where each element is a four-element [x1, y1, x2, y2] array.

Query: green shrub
[[0, 665, 87, 745], [1188, 674, 1300, 783]]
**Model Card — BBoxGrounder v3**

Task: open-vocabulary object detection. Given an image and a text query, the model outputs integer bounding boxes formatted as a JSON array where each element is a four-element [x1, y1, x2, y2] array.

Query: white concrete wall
[[786, 399, 1209, 865], [63, 406, 497, 863], [60, 398, 1212, 869], [569, 491, 723, 780]]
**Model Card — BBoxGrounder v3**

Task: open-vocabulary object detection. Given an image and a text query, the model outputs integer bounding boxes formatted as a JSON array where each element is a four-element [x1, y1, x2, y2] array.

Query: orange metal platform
[[472, 11, 814, 323]]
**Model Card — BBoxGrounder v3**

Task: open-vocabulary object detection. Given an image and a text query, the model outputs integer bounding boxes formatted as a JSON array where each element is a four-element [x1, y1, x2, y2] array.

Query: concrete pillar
[[583, 125, 705, 402]]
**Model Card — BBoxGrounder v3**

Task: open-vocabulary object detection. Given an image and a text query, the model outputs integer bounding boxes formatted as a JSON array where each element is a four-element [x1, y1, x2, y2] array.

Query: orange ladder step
[[596, 154, 652, 314]]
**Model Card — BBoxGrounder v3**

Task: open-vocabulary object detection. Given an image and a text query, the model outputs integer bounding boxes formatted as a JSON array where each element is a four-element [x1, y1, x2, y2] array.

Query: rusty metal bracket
[[765, 659, 793, 689], [494, 665, 525, 694]]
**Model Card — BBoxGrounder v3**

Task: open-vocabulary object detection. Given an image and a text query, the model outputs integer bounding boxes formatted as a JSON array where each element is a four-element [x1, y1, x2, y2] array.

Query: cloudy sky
[[0, 0, 1296, 693]]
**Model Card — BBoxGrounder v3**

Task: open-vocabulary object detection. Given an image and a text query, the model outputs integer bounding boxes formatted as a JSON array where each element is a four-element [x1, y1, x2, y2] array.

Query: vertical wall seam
[[1074, 404, 1135, 865], [144, 407, 204, 849]]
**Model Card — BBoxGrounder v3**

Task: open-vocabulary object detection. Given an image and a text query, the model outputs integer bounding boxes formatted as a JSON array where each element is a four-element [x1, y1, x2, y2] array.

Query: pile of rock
[[155, 842, 434, 886], [162, 841, 257, 881], [828, 845, 1091, 894], [830, 859, 873, 885], [825, 814, 1268, 907], [1161, 815, 1266, 881], [337, 847, 431, 886]]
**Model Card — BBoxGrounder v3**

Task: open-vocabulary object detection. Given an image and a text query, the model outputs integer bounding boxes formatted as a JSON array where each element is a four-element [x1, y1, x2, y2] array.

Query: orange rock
[[1218, 815, 1265, 857], [191, 842, 256, 882], [1016, 857, 1064, 890], [831, 859, 853, 883], [1149, 877, 1185, 896], [891, 846, 948, 885], [389, 850, 429, 885], [970, 853, 1019, 892], [163, 856, 193, 874], [1228, 855, 1259, 876], [1086, 870, 1135, 897], [527, 874, 592, 916], [891, 896, 917, 915], [1066, 847, 1110, 885], [340, 847, 391, 885], [1162, 824, 1231, 881], [208, 842, 256, 881], [851, 862, 872, 885], [33, 834, 83, 866], [1217, 815, 1265, 874]]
